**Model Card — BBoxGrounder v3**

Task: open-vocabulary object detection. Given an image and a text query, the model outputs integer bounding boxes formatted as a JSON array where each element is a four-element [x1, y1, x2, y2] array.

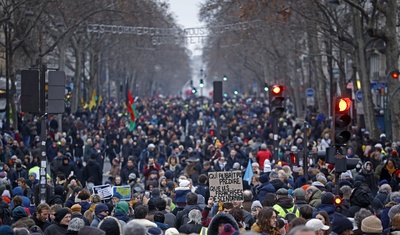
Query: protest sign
[[112, 185, 131, 200], [208, 171, 243, 202], [93, 184, 113, 200]]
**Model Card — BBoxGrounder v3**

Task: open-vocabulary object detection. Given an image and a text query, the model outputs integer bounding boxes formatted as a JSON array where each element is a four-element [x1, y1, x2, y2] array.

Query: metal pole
[[303, 122, 309, 181], [273, 116, 279, 163], [4, 21, 9, 132], [39, 63, 47, 204], [385, 71, 392, 141]]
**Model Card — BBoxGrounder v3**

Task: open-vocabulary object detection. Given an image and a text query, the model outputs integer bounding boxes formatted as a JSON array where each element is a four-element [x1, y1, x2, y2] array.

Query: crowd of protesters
[[0, 96, 398, 235]]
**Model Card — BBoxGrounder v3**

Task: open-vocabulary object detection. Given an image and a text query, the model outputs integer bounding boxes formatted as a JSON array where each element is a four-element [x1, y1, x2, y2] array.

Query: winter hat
[[55, 208, 71, 223], [220, 224, 238, 235], [95, 203, 109, 215], [114, 201, 129, 214], [379, 179, 389, 187], [306, 219, 330, 231], [146, 227, 163, 235], [98, 216, 122, 235], [395, 170, 400, 178], [361, 216, 382, 234], [12, 206, 27, 222], [331, 213, 353, 234], [321, 192, 335, 205], [277, 218, 286, 229], [166, 182, 175, 190], [164, 170, 174, 180], [55, 185, 64, 196], [251, 200, 263, 211], [0, 225, 14, 235], [164, 228, 179, 235], [78, 226, 106, 235], [259, 174, 269, 183], [232, 162, 241, 170], [68, 218, 85, 231], [179, 179, 190, 187], [276, 188, 288, 196], [316, 175, 327, 185], [128, 173, 136, 180], [2, 189, 10, 199], [71, 204, 82, 214], [112, 192, 122, 200]]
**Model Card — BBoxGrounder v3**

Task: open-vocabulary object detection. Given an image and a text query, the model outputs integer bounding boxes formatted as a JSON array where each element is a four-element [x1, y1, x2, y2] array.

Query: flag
[[126, 89, 137, 131], [243, 159, 254, 184], [89, 89, 97, 110]]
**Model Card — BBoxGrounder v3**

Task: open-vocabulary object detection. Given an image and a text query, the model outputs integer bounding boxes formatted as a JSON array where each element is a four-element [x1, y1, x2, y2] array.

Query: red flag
[[127, 90, 135, 123]]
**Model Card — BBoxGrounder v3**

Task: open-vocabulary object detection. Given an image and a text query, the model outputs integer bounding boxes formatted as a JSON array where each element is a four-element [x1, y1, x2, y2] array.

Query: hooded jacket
[[346, 187, 373, 217], [208, 213, 239, 235], [309, 190, 323, 208], [256, 182, 276, 201], [360, 161, 378, 193]]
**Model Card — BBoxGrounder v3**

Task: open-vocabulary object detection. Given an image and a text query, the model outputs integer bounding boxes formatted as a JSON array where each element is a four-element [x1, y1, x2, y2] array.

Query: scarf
[[386, 165, 396, 174]]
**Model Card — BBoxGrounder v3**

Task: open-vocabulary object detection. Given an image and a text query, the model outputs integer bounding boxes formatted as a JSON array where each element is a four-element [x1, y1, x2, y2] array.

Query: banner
[[93, 184, 113, 200], [112, 185, 131, 200], [208, 171, 243, 202]]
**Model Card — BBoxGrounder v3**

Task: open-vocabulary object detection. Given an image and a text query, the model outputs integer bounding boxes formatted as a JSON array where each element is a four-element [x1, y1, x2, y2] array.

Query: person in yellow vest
[[272, 188, 300, 219]]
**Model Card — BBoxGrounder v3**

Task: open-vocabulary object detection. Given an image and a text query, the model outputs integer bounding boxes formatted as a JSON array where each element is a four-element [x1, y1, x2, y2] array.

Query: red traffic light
[[336, 98, 351, 112], [290, 153, 296, 164], [209, 129, 215, 136], [271, 85, 284, 94], [391, 70, 400, 79]]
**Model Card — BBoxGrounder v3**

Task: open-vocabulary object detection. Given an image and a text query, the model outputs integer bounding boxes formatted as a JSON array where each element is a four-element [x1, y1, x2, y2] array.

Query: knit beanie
[[321, 192, 335, 205], [55, 208, 71, 223], [71, 204, 82, 214], [114, 201, 129, 214], [331, 213, 353, 234], [68, 218, 85, 231], [98, 217, 122, 235], [361, 216, 383, 234], [0, 225, 14, 235], [95, 203, 109, 215], [146, 227, 163, 235], [12, 206, 27, 222], [220, 224, 238, 235]]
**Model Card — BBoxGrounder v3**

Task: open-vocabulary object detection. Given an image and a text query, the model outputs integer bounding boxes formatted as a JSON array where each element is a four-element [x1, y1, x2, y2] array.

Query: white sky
[[167, 0, 203, 28]]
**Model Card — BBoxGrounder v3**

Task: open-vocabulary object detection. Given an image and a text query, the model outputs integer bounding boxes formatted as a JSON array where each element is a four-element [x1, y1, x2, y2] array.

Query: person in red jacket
[[143, 156, 161, 180], [256, 144, 272, 168]]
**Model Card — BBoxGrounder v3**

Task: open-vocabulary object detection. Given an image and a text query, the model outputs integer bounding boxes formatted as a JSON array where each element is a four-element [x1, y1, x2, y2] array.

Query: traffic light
[[333, 97, 352, 145], [200, 79, 204, 88], [264, 82, 269, 92], [290, 152, 296, 165], [223, 75, 227, 81], [192, 87, 197, 94], [390, 70, 400, 79], [334, 195, 342, 206], [209, 128, 215, 136], [269, 85, 285, 116]]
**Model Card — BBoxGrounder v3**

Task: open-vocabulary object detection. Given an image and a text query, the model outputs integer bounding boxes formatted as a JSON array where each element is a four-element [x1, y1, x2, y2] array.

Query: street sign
[[356, 90, 362, 102], [306, 88, 315, 97]]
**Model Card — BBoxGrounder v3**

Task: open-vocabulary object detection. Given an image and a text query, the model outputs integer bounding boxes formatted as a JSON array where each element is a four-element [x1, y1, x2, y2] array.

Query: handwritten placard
[[208, 171, 243, 202], [93, 185, 112, 200]]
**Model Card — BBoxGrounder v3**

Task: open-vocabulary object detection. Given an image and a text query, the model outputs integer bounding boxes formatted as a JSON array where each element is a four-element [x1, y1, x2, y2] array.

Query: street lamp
[[384, 69, 400, 141]]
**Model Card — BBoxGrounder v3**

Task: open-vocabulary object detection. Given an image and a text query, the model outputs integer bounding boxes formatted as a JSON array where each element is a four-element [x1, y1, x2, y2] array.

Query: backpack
[[281, 205, 298, 220]]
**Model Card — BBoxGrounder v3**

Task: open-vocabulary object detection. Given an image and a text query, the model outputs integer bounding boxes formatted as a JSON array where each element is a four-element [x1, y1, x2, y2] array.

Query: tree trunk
[[308, 31, 329, 115], [352, 3, 380, 140], [384, 0, 400, 141], [71, 47, 82, 113]]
